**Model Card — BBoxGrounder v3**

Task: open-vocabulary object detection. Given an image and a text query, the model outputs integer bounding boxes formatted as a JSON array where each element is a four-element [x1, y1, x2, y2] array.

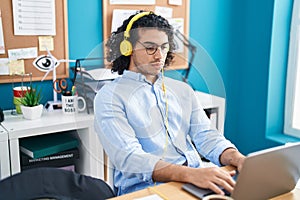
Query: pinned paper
[[0, 10, 5, 54], [9, 59, 25, 75], [8, 47, 38, 60], [154, 6, 173, 19], [39, 36, 54, 51], [110, 0, 155, 5], [111, 9, 138, 32], [12, 0, 56, 35], [0, 58, 9, 75], [168, 0, 182, 5], [168, 18, 184, 53]]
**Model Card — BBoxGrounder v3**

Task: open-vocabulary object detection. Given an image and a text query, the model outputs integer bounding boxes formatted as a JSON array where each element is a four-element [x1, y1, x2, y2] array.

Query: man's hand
[[219, 148, 246, 172], [153, 161, 237, 195], [186, 167, 236, 195]]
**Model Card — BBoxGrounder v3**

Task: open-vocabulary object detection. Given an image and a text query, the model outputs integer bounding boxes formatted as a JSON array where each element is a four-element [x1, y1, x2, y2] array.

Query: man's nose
[[154, 47, 164, 58]]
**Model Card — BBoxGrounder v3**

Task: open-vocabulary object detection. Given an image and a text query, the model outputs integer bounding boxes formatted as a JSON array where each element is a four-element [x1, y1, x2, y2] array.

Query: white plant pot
[[20, 104, 43, 120]]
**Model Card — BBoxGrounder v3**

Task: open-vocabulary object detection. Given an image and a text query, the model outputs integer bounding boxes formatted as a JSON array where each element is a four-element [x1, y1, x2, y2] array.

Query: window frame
[[284, 0, 300, 138]]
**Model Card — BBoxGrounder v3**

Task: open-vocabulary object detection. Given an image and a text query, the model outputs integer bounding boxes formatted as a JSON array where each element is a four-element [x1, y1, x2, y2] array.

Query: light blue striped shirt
[[94, 70, 235, 195]]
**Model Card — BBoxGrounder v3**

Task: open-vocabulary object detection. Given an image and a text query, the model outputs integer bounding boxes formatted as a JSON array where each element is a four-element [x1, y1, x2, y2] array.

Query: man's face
[[129, 28, 169, 82]]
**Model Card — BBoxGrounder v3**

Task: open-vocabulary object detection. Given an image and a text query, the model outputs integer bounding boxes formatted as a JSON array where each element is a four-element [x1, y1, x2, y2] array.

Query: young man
[[94, 11, 245, 196]]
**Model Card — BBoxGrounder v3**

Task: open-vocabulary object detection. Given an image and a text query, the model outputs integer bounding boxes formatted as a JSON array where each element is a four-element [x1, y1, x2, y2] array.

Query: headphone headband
[[124, 11, 151, 39], [120, 11, 152, 56]]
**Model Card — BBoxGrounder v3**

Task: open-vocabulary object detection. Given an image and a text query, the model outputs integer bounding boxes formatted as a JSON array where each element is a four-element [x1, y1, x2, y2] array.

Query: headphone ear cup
[[120, 39, 133, 56]]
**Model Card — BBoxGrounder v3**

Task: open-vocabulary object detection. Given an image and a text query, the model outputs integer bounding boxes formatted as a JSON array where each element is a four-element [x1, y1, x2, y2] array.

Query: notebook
[[19, 132, 79, 159], [182, 142, 300, 200]]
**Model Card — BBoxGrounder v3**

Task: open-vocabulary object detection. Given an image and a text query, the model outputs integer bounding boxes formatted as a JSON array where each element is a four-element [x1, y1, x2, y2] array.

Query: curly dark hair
[[106, 11, 176, 75]]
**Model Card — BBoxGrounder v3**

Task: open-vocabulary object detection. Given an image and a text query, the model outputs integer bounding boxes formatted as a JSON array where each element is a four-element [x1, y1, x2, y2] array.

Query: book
[[20, 147, 79, 166], [19, 132, 79, 159], [23, 165, 76, 172], [21, 159, 76, 171]]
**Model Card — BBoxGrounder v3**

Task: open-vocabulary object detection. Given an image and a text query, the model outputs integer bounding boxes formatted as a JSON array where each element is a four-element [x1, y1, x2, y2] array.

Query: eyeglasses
[[136, 41, 170, 55]]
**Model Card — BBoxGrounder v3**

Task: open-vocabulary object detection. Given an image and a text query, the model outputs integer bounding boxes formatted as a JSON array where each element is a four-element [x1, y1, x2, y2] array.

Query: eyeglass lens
[[137, 41, 170, 55]]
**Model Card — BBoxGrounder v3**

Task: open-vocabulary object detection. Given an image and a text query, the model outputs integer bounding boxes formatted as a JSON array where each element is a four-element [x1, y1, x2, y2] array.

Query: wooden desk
[[108, 166, 300, 200]]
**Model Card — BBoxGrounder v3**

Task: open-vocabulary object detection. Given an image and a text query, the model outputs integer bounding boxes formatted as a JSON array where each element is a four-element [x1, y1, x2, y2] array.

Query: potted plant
[[18, 84, 43, 120]]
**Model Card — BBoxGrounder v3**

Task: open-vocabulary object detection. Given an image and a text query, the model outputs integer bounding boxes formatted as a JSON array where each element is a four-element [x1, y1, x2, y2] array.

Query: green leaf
[[19, 84, 43, 107]]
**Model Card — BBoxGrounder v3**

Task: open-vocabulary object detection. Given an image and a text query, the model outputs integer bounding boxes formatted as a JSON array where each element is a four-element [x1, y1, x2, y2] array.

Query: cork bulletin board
[[0, 0, 69, 83], [102, 0, 190, 70]]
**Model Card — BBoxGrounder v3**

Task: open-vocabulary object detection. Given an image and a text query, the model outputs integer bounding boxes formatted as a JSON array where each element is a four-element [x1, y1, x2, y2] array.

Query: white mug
[[61, 95, 86, 114]]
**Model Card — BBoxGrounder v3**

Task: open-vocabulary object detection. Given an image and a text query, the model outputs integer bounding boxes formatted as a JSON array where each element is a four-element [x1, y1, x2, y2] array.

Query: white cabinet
[[2, 111, 104, 179], [195, 91, 225, 134], [0, 125, 10, 180]]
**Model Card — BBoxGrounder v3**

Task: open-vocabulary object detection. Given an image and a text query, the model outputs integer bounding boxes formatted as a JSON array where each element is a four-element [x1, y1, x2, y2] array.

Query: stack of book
[[19, 131, 80, 172]]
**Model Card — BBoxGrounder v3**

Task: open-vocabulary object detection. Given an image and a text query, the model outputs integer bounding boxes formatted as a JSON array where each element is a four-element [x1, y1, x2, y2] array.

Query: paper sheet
[[83, 68, 121, 81], [154, 6, 173, 19], [133, 194, 163, 200], [0, 58, 9, 75], [110, 0, 155, 5], [111, 9, 138, 32], [0, 10, 5, 54], [168, 18, 184, 53], [39, 36, 54, 51], [8, 47, 38, 60], [12, 0, 56, 35], [9, 60, 25, 75], [168, 0, 182, 5]]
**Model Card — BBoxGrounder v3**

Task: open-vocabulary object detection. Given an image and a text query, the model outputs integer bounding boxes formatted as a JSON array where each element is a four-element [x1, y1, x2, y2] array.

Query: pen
[[71, 86, 77, 96]]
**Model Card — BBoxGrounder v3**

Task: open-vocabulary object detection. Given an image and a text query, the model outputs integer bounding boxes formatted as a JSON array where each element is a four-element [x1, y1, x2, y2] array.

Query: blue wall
[[1, 0, 294, 154], [190, 0, 279, 154]]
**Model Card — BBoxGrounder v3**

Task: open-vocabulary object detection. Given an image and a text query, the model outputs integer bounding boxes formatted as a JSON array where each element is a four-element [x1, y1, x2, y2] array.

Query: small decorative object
[[33, 48, 76, 111], [18, 84, 43, 120]]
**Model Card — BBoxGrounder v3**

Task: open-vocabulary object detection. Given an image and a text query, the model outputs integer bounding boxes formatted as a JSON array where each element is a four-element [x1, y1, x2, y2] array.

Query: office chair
[[0, 167, 115, 200]]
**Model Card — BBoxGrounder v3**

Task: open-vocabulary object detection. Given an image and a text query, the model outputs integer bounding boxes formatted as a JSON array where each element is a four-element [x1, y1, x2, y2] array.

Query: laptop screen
[[182, 143, 300, 200]]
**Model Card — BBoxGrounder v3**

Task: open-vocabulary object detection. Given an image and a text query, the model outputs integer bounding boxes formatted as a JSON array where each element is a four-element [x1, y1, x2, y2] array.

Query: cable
[[161, 67, 169, 159]]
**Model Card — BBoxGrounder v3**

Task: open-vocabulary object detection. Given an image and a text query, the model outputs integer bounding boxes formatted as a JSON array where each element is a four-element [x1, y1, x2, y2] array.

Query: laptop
[[182, 142, 300, 200]]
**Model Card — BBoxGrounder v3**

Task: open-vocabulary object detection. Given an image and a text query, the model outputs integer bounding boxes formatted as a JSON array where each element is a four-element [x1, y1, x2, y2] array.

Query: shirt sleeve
[[188, 91, 236, 166], [94, 87, 161, 183]]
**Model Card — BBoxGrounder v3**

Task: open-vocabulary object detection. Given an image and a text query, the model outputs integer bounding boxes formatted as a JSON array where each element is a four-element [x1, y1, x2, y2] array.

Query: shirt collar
[[123, 70, 163, 85]]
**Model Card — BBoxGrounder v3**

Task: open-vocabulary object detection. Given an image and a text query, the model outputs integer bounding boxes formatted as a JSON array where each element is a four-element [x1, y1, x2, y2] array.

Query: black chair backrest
[[0, 167, 115, 200]]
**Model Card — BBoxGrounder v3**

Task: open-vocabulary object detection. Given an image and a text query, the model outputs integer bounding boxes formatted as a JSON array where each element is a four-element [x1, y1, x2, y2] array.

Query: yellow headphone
[[120, 11, 151, 56]]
